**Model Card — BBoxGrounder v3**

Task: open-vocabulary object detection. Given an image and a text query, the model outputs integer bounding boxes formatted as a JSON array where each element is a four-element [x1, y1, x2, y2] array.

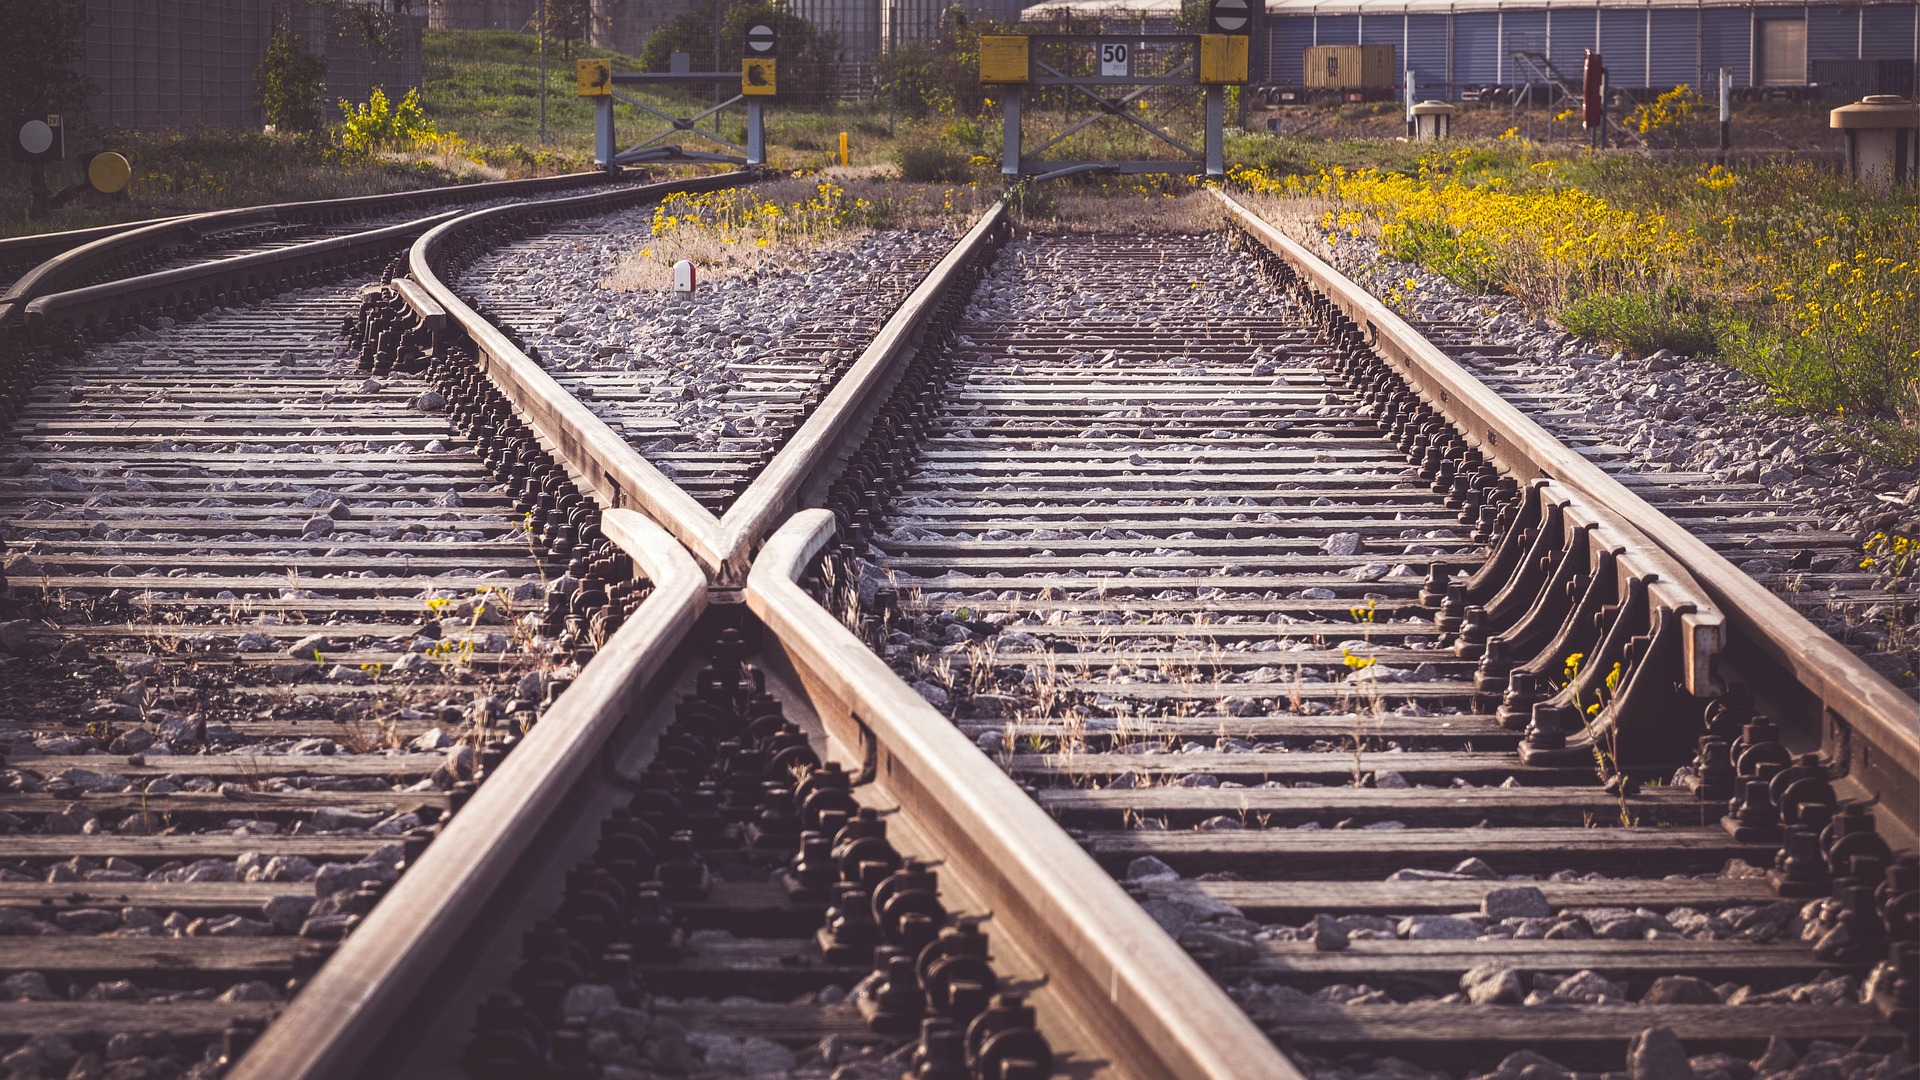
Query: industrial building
[[1262, 0, 1919, 100], [1026, 0, 1916, 99]]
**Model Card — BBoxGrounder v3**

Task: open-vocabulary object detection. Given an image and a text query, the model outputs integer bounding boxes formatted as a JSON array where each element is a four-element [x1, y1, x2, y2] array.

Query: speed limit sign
[[1099, 41, 1130, 77]]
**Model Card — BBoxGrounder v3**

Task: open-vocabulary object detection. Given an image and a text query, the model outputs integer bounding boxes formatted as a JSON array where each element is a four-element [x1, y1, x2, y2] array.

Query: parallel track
[[1, 175, 1910, 1080], [815, 223, 1914, 1073]]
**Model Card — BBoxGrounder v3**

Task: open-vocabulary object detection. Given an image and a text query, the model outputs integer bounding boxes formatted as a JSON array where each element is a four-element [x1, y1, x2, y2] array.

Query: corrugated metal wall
[[1805, 5, 1860, 62], [1406, 12, 1450, 87], [1862, 2, 1918, 57], [1501, 7, 1548, 83], [83, 0, 423, 131], [1451, 11, 1501, 84], [1316, 13, 1360, 44], [1272, 15, 1313, 82], [1360, 11, 1401, 55], [1599, 7, 1647, 85], [1700, 6, 1752, 86], [427, 0, 537, 31], [1549, 8, 1597, 75], [1648, 8, 1701, 86]]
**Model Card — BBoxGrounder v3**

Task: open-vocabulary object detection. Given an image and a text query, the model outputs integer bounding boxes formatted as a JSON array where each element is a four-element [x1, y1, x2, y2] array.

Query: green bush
[[257, 21, 329, 134], [894, 135, 972, 182], [1556, 288, 1716, 360], [339, 88, 440, 157]]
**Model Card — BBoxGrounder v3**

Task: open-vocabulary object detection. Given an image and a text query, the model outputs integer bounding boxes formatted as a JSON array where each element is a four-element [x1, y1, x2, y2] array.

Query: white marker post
[[1406, 71, 1416, 137], [1718, 68, 1733, 163], [672, 260, 697, 300]]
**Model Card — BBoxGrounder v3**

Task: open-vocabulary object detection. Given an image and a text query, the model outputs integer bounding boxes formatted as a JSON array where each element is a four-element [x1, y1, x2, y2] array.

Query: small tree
[[0, 0, 92, 123], [256, 18, 330, 134]]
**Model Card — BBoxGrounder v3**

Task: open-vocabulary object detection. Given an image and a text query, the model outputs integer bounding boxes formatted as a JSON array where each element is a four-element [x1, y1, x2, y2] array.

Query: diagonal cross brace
[[1022, 59, 1201, 164], [616, 90, 749, 156]]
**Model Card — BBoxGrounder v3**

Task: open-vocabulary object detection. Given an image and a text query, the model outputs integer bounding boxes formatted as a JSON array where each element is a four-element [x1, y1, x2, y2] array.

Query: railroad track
[[1, 176, 1912, 1080], [0, 174, 723, 1076]]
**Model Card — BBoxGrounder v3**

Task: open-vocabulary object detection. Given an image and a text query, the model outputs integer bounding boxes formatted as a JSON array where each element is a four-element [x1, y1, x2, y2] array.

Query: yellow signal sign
[[979, 36, 1030, 84], [743, 58, 776, 95], [1198, 34, 1249, 84], [577, 59, 612, 96]]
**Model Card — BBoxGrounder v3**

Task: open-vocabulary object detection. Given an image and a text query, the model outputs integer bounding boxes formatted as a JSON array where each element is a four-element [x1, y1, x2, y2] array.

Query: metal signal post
[[982, 0, 1249, 181], [577, 23, 776, 172]]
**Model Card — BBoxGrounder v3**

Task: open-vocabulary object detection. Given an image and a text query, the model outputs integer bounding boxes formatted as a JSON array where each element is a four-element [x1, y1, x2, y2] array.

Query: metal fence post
[[595, 93, 614, 171], [1003, 89, 1022, 178]]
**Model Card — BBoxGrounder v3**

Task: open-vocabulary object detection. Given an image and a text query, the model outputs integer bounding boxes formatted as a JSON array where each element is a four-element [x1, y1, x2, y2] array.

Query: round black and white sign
[[1209, 0, 1249, 33], [746, 23, 776, 54], [17, 119, 53, 156]]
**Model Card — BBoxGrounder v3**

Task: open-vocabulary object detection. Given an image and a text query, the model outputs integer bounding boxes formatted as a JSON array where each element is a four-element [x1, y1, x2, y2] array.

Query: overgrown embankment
[[1234, 148, 1920, 463]]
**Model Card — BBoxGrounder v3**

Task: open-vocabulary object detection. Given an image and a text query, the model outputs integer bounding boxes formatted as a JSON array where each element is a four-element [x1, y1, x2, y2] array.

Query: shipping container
[[1304, 42, 1396, 88]]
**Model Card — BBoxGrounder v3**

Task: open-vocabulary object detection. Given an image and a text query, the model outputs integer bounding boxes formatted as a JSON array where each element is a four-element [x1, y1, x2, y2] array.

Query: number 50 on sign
[[1099, 42, 1130, 77]]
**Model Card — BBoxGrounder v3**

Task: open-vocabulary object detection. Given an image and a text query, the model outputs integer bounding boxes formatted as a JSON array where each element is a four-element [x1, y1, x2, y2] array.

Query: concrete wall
[[83, 0, 424, 130]]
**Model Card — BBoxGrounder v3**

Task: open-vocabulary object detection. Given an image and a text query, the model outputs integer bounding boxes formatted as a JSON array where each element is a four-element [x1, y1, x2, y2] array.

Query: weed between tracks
[[606, 177, 993, 290]]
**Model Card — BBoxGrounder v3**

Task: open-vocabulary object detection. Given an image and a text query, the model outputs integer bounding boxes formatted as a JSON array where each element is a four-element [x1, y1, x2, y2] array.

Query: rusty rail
[[747, 509, 1302, 1080], [1213, 186, 1918, 849]]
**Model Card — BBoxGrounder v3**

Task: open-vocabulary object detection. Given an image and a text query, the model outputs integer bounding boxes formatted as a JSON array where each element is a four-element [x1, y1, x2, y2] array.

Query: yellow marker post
[[742, 58, 776, 96], [576, 59, 612, 96], [838, 132, 849, 166]]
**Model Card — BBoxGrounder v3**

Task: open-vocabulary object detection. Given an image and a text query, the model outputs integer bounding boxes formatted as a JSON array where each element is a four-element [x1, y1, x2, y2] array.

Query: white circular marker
[[18, 120, 53, 156], [1212, 0, 1249, 31], [746, 24, 775, 53]]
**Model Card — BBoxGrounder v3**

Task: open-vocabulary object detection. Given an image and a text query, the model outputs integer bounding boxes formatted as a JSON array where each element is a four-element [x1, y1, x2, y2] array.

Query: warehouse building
[[1019, 0, 1916, 100], [1262, 0, 1919, 100]]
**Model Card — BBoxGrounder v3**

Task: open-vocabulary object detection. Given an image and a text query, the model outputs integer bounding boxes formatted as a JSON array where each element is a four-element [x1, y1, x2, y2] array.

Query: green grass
[[0, 130, 475, 238]]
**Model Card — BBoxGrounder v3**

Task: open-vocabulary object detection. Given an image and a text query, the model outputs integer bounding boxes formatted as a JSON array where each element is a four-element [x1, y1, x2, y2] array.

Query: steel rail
[[748, 508, 1301, 1080], [1, 170, 616, 316], [406, 173, 749, 571], [0, 216, 181, 280], [23, 209, 467, 332], [712, 202, 1008, 581], [226, 509, 708, 1080], [402, 188, 1006, 581], [1213, 186, 1919, 848]]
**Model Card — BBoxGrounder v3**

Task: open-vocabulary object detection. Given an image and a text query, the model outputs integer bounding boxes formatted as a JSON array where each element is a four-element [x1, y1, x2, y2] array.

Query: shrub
[[894, 135, 972, 182], [1625, 84, 1703, 148], [257, 20, 329, 135], [339, 88, 441, 157], [1557, 290, 1715, 359]]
